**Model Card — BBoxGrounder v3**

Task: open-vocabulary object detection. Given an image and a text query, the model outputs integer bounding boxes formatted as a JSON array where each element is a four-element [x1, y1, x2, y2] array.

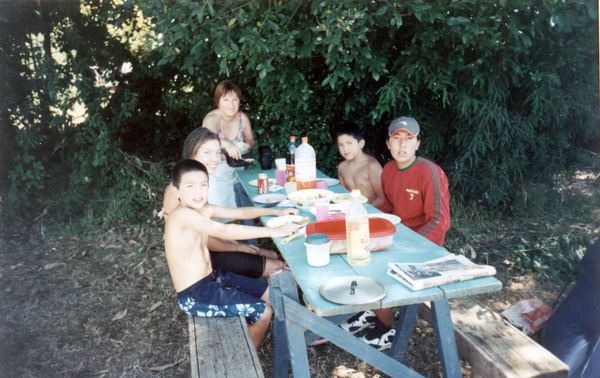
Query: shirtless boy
[[336, 121, 384, 208], [164, 159, 299, 349]]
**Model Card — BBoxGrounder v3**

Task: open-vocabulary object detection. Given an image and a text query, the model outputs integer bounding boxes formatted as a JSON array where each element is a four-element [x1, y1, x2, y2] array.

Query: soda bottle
[[346, 189, 370, 266], [295, 136, 316, 190], [285, 136, 297, 183]]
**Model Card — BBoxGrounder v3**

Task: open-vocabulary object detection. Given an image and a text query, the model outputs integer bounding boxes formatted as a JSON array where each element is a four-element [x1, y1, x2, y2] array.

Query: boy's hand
[[270, 223, 298, 238], [277, 208, 299, 216]]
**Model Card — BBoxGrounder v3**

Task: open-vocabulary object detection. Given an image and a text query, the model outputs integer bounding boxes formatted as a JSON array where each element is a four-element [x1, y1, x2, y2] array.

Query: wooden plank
[[188, 315, 265, 378], [419, 297, 570, 378]]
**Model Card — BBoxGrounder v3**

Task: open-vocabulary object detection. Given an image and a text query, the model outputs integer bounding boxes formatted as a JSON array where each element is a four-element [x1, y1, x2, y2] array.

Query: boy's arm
[[368, 160, 384, 209], [415, 171, 450, 245], [379, 167, 394, 213], [173, 206, 299, 240], [209, 205, 298, 220], [338, 164, 348, 191]]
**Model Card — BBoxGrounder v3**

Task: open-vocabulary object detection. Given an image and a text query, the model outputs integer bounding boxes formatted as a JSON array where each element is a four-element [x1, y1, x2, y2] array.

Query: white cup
[[305, 233, 330, 267], [275, 158, 286, 171]]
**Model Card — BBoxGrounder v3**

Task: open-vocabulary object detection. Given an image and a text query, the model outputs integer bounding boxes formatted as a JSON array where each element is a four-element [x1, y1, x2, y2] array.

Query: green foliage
[[1, 0, 598, 227], [512, 233, 592, 283], [144, 0, 598, 205]]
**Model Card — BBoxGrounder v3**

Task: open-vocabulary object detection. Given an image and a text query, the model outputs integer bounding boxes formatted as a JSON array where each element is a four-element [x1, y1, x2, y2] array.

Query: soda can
[[258, 173, 269, 194]]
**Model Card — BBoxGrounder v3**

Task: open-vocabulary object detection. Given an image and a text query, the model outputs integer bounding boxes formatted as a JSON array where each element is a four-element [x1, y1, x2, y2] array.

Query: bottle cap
[[351, 189, 361, 197], [302, 137, 308, 143]]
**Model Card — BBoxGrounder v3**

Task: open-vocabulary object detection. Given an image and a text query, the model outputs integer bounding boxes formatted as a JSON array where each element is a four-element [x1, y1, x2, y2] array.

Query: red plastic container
[[306, 218, 397, 254]]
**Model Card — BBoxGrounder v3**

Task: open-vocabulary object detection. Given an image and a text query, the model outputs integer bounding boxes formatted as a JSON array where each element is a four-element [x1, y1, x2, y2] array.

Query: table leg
[[269, 268, 311, 377], [390, 304, 419, 362], [431, 299, 461, 378]]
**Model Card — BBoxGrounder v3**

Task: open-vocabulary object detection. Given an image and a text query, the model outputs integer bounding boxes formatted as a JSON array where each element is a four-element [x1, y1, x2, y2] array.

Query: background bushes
[[0, 0, 598, 224]]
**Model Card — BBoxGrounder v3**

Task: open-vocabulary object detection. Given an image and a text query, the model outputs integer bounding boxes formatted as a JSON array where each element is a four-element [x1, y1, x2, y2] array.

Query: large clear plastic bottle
[[285, 136, 297, 183], [346, 189, 370, 266], [295, 136, 316, 190]]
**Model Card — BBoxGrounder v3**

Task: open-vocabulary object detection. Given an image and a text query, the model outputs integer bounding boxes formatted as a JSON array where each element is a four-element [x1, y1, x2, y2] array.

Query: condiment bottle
[[295, 137, 316, 190], [285, 136, 297, 183], [346, 189, 370, 266]]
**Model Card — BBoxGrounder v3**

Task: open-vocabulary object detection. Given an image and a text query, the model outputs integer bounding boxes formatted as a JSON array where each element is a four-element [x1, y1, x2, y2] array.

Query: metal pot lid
[[319, 276, 388, 305]]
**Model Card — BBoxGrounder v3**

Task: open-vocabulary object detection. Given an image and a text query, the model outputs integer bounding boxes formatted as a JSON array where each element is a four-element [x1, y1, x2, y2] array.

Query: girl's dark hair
[[182, 128, 221, 160]]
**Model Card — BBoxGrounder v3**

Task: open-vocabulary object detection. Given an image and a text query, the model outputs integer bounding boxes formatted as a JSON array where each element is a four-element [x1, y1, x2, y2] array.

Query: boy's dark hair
[[171, 159, 208, 189], [335, 120, 364, 142]]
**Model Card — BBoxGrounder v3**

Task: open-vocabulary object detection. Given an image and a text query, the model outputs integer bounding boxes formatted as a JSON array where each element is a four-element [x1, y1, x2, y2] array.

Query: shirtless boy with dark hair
[[335, 121, 384, 208], [164, 159, 299, 349]]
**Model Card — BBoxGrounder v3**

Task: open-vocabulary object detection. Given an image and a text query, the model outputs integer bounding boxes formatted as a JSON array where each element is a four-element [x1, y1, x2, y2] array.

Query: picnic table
[[236, 168, 502, 378]]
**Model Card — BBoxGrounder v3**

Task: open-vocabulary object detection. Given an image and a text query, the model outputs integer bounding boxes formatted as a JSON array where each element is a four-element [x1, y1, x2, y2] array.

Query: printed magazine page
[[387, 255, 496, 290]]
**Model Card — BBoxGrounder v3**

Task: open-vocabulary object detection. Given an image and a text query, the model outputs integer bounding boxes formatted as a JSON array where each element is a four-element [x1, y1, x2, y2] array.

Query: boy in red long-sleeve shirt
[[380, 117, 450, 245], [340, 117, 451, 351]]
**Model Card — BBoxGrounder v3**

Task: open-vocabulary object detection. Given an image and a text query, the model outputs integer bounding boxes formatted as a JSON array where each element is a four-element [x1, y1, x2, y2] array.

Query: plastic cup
[[275, 169, 286, 186], [305, 233, 330, 267], [275, 158, 286, 170], [315, 202, 329, 221], [316, 180, 328, 190], [285, 181, 297, 195]]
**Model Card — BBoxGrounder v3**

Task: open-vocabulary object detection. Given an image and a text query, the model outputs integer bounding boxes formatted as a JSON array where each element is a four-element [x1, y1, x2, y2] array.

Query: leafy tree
[[1, 0, 598, 225], [145, 0, 598, 206]]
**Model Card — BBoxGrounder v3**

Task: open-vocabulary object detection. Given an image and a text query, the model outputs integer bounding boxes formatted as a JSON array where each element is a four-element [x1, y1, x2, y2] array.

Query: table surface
[[236, 168, 502, 317]]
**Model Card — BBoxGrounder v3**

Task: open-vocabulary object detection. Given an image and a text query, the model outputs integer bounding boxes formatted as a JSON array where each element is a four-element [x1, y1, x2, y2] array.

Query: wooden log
[[419, 297, 569, 378], [188, 315, 265, 378]]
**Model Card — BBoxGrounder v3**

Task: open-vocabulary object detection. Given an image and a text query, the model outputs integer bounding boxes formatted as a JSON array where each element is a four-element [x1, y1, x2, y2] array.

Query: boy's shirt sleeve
[[379, 165, 394, 213], [415, 165, 450, 246]]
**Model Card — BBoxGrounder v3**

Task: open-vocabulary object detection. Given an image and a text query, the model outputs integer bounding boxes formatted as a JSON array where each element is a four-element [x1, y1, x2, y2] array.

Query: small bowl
[[287, 189, 335, 212]]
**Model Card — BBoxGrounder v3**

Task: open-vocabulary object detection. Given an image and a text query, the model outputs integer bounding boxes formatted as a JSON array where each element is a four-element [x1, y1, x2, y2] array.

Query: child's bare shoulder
[[366, 154, 382, 169], [338, 159, 350, 171]]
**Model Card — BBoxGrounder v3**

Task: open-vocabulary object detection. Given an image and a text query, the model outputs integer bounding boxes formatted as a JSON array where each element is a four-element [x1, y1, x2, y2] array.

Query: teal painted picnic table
[[236, 168, 502, 378]]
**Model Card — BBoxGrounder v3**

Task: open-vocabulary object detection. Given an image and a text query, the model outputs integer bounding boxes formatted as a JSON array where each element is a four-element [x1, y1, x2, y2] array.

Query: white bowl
[[287, 189, 335, 212]]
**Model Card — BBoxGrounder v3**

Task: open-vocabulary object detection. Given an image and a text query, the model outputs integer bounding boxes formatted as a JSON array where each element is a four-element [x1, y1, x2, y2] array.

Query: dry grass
[[0, 170, 598, 377]]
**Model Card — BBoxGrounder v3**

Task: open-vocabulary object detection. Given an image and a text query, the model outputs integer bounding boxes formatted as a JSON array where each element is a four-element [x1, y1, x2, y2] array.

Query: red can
[[258, 173, 269, 194]]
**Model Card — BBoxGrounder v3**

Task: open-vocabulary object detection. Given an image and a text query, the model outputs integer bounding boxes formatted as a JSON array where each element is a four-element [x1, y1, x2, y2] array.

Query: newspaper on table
[[387, 254, 496, 291]]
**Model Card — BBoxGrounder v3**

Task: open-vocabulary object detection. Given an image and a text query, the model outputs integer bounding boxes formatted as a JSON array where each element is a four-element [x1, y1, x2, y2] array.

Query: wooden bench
[[188, 315, 265, 378], [419, 297, 569, 378]]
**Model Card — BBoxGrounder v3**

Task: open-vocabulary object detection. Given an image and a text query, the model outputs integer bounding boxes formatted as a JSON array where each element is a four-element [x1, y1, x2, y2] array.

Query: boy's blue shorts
[[177, 270, 268, 324]]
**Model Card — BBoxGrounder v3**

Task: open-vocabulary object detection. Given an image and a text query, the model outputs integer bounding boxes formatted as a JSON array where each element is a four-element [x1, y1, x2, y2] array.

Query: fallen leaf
[[148, 301, 163, 313], [128, 240, 138, 245], [148, 359, 183, 372], [112, 309, 127, 321], [465, 244, 476, 259], [138, 266, 144, 275], [456, 228, 468, 234], [44, 262, 66, 270], [104, 244, 122, 249]]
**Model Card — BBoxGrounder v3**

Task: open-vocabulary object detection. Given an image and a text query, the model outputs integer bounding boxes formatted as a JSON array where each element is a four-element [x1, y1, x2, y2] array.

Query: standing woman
[[202, 80, 255, 214]]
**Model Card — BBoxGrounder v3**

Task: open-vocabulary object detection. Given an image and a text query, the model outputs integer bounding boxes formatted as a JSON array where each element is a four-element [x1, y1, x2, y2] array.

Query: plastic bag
[[502, 299, 554, 335]]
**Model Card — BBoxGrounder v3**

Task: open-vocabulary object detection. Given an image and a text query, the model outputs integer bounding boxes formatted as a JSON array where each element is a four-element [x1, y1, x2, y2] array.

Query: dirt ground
[[0, 227, 579, 378], [0, 170, 598, 377]]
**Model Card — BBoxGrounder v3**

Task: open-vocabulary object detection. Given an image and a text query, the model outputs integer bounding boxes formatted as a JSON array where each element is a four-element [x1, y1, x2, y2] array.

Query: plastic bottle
[[295, 136, 316, 190], [346, 189, 370, 266], [285, 136, 297, 183]]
